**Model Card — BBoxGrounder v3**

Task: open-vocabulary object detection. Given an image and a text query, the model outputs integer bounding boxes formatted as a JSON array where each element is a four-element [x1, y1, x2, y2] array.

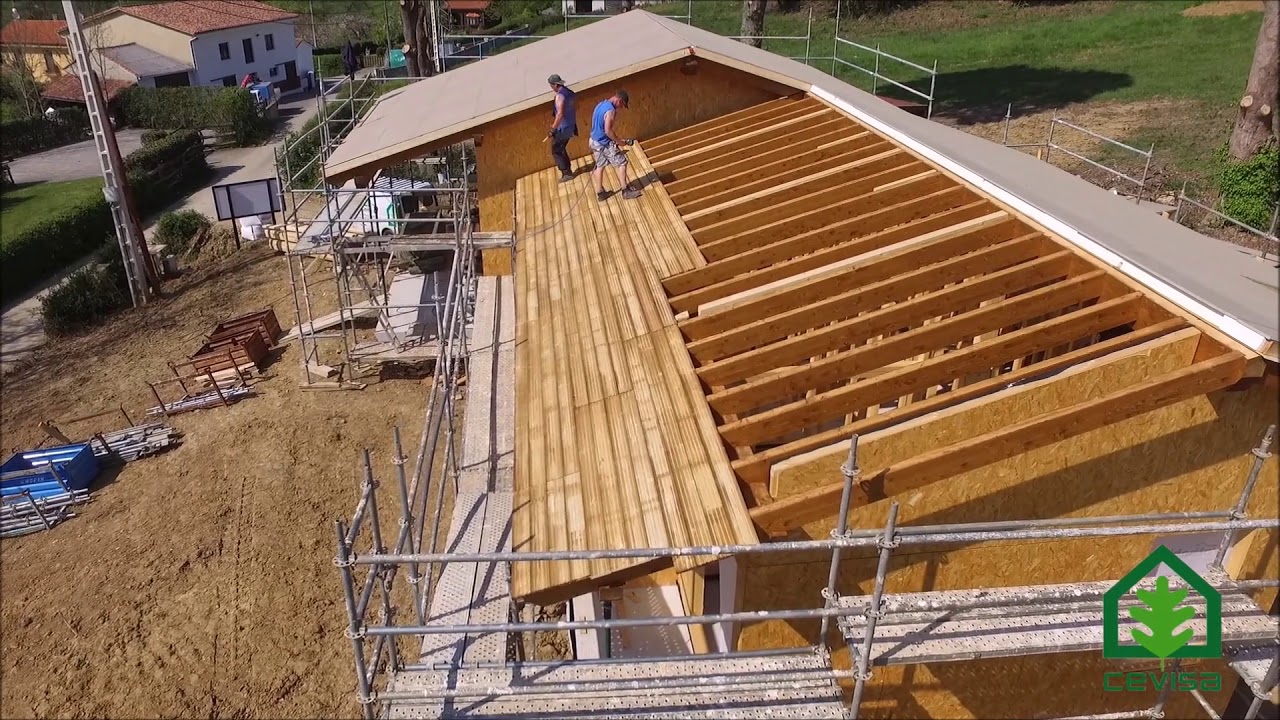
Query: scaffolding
[[829, 1, 939, 119], [335, 420, 1279, 719], [274, 73, 502, 387]]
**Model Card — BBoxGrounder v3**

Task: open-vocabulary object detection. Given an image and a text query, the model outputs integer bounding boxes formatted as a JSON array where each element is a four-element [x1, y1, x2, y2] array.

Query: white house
[[70, 0, 315, 94], [561, 0, 659, 15]]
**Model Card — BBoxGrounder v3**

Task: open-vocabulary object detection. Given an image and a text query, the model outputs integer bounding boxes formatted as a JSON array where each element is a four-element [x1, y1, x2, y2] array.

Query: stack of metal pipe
[[90, 422, 181, 462], [1, 488, 91, 539], [146, 385, 255, 417]]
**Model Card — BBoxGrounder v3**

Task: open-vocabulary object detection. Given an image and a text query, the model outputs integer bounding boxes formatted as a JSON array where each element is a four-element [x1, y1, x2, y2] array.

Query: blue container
[[0, 443, 100, 499]]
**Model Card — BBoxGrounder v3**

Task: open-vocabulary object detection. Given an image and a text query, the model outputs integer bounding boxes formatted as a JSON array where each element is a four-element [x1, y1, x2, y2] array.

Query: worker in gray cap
[[547, 74, 578, 183], [589, 89, 640, 201]]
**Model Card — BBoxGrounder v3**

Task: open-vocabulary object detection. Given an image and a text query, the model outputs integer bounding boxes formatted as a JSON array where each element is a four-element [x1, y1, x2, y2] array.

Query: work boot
[[621, 187, 642, 200], [597, 190, 611, 202], [559, 174, 573, 183]]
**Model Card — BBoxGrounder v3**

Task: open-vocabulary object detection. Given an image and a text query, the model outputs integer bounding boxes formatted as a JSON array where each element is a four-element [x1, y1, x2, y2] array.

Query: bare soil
[[0, 244, 432, 719], [1181, 1, 1264, 17]]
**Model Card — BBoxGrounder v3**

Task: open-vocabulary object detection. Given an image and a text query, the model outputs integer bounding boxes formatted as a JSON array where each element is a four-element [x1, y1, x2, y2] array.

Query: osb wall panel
[[735, 381, 1278, 718], [474, 59, 787, 234], [770, 329, 1201, 499]]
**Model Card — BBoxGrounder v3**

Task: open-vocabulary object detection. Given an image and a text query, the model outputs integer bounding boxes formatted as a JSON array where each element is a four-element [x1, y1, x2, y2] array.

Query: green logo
[[1103, 545, 1222, 667], [1101, 546, 1223, 695]]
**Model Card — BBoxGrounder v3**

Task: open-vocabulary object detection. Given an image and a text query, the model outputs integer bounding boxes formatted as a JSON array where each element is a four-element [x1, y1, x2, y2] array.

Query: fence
[[1172, 181, 1280, 262], [828, 1, 938, 118]]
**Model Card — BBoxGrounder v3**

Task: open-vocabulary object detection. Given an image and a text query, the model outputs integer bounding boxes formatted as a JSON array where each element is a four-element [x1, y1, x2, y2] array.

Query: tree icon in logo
[[1130, 575, 1195, 670], [1103, 546, 1222, 664]]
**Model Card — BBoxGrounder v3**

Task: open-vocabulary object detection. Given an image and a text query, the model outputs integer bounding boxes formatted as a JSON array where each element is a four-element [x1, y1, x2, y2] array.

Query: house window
[[269, 66, 278, 78], [265, 33, 274, 51], [42, 51, 56, 73], [242, 37, 254, 64], [219, 41, 230, 60], [219, 74, 237, 87]]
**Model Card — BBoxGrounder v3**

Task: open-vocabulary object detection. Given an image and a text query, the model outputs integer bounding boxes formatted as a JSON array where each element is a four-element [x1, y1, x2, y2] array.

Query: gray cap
[[615, 89, 629, 108], [547, 74, 565, 86]]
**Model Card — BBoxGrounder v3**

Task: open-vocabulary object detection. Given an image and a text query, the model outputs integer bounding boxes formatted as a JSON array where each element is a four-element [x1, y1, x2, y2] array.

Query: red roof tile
[[444, 0, 492, 11], [111, 0, 298, 36], [0, 19, 68, 47], [41, 73, 134, 104]]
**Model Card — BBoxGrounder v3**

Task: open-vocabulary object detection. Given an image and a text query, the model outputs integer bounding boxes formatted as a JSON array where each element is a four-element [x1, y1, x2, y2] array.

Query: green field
[[0, 178, 104, 244]]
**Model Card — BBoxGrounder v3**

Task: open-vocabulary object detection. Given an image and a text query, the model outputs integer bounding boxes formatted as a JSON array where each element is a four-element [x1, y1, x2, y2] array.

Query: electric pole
[[62, 0, 157, 305]]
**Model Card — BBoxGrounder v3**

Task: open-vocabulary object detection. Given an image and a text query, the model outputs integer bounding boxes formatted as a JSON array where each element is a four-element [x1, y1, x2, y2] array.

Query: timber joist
[[645, 95, 1249, 528]]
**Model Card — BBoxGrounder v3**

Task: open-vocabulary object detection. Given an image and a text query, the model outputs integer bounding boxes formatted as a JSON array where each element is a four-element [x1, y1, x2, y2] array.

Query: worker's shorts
[[589, 139, 628, 169]]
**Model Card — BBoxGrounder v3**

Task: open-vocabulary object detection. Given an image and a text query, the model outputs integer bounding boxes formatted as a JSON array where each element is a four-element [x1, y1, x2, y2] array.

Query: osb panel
[[474, 59, 786, 232], [481, 248, 513, 276], [770, 329, 1201, 499], [734, 382, 1278, 717]]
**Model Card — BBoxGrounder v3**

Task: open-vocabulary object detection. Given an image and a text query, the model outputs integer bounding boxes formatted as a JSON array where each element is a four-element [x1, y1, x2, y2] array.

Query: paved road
[[6, 128, 146, 184], [1, 90, 327, 373]]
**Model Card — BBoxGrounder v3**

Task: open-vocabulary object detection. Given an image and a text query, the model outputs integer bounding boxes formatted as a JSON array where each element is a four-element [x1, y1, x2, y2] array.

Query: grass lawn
[[0, 178, 104, 245]]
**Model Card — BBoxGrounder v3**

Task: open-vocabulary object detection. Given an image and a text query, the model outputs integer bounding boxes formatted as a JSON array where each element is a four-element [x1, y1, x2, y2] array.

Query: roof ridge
[[639, 10, 695, 48]]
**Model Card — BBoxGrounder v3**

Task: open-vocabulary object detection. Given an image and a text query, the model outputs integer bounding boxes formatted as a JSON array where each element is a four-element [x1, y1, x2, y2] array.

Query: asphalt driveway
[[6, 128, 146, 184]]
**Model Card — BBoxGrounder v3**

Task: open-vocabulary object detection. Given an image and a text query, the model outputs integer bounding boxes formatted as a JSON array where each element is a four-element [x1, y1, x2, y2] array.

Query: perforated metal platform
[[384, 652, 848, 719], [837, 577, 1278, 665], [1224, 643, 1280, 700]]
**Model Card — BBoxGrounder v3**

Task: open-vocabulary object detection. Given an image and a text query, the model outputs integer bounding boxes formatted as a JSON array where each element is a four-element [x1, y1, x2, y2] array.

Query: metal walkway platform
[[837, 575, 1278, 666], [384, 651, 848, 719]]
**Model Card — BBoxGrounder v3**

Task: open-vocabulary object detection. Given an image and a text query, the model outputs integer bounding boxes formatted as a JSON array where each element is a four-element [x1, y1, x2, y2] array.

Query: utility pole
[[428, 0, 442, 75], [62, 0, 156, 305]]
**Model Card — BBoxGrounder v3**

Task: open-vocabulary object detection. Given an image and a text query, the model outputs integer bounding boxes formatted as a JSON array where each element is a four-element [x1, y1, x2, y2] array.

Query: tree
[[740, 0, 767, 49], [400, 0, 438, 77], [1229, 1, 1278, 161]]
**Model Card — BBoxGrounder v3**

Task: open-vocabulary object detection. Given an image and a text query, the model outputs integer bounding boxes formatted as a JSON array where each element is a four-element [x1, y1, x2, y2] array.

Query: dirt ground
[[1181, 1, 1264, 17], [0, 244, 438, 719]]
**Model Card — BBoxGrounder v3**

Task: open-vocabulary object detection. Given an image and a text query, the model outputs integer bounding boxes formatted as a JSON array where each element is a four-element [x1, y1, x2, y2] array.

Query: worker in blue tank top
[[547, 74, 578, 183], [588, 89, 641, 202]]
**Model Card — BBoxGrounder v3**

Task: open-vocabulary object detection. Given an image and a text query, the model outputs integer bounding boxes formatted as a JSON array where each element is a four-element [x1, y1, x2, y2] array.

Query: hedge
[[315, 53, 346, 78], [0, 130, 210, 305], [0, 108, 90, 158], [40, 249, 131, 336], [118, 86, 271, 146]]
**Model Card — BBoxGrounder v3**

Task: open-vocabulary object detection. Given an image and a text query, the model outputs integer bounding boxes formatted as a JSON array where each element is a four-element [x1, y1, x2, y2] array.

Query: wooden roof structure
[[512, 91, 1257, 603]]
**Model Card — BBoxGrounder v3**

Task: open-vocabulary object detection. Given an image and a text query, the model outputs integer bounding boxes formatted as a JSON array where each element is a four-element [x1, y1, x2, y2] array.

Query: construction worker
[[589, 90, 641, 201], [547, 74, 578, 183]]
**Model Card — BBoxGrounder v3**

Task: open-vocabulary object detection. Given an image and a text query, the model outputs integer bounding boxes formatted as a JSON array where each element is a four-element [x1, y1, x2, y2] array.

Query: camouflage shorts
[[589, 139, 628, 168]]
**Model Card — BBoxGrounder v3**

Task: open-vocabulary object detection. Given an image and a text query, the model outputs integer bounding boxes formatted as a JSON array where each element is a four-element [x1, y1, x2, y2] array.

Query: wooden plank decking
[[512, 145, 759, 604]]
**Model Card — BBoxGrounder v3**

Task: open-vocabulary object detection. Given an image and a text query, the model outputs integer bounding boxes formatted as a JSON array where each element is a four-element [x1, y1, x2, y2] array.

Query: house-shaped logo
[[1103, 545, 1223, 667]]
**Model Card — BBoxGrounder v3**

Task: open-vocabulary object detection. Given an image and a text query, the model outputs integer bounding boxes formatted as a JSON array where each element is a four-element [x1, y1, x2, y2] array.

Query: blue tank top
[[552, 86, 576, 131], [590, 99, 615, 145]]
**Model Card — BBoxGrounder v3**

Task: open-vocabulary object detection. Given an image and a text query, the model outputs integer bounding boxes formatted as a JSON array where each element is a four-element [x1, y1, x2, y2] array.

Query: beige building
[[0, 19, 71, 84]]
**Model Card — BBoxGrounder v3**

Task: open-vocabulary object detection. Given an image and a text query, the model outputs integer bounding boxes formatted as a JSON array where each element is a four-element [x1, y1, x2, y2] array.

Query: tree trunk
[[740, 0, 767, 49], [400, 0, 423, 77], [1229, 0, 1278, 161], [417, 2, 435, 77]]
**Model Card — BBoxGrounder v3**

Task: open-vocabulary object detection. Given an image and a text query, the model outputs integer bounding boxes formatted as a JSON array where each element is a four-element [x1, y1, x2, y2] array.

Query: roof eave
[[322, 47, 696, 184]]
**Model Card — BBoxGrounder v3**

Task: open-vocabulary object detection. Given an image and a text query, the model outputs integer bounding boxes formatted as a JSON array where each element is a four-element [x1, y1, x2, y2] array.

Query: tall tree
[[400, 0, 424, 77], [740, 0, 767, 48], [1229, 1, 1278, 161]]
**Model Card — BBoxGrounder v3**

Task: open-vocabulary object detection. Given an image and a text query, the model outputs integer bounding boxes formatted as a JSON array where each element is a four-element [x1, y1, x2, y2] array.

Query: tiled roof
[[41, 73, 134, 104], [444, 0, 492, 11], [0, 19, 68, 47], [108, 0, 298, 36]]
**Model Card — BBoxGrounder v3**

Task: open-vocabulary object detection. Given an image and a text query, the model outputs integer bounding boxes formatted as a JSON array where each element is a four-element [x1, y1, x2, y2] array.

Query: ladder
[[61, 0, 154, 306]]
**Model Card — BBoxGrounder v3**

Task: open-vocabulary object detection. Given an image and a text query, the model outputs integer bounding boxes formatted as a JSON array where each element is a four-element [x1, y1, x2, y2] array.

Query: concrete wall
[[189, 21, 300, 87], [733, 374, 1279, 718]]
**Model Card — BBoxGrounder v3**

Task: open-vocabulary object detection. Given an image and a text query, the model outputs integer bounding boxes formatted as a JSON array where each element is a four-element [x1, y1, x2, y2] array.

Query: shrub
[[153, 209, 211, 256], [140, 129, 172, 145], [1, 131, 211, 305], [0, 109, 90, 157], [119, 86, 271, 146], [40, 250, 131, 336], [315, 53, 346, 78], [1218, 143, 1280, 231]]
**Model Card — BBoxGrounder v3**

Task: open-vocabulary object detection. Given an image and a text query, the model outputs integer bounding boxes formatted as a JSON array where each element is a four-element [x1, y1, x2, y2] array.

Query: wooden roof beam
[[679, 215, 1023, 342], [671, 131, 875, 209], [647, 100, 831, 166], [698, 249, 1078, 388], [665, 124, 852, 192], [711, 269, 1116, 423], [730, 316, 1190, 485], [683, 147, 901, 229], [668, 190, 981, 311], [690, 157, 924, 248], [748, 345, 1245, 535], [674, 134, 882, 213], [645, 95, 814, 158], [653, 107, 836, 171], [687, 233, 1056, 364]]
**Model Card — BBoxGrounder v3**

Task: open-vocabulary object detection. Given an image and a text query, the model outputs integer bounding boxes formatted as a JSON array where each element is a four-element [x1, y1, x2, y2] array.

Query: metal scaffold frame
[[274, 73, 501, 387], [334, 422, 1278, 719]]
